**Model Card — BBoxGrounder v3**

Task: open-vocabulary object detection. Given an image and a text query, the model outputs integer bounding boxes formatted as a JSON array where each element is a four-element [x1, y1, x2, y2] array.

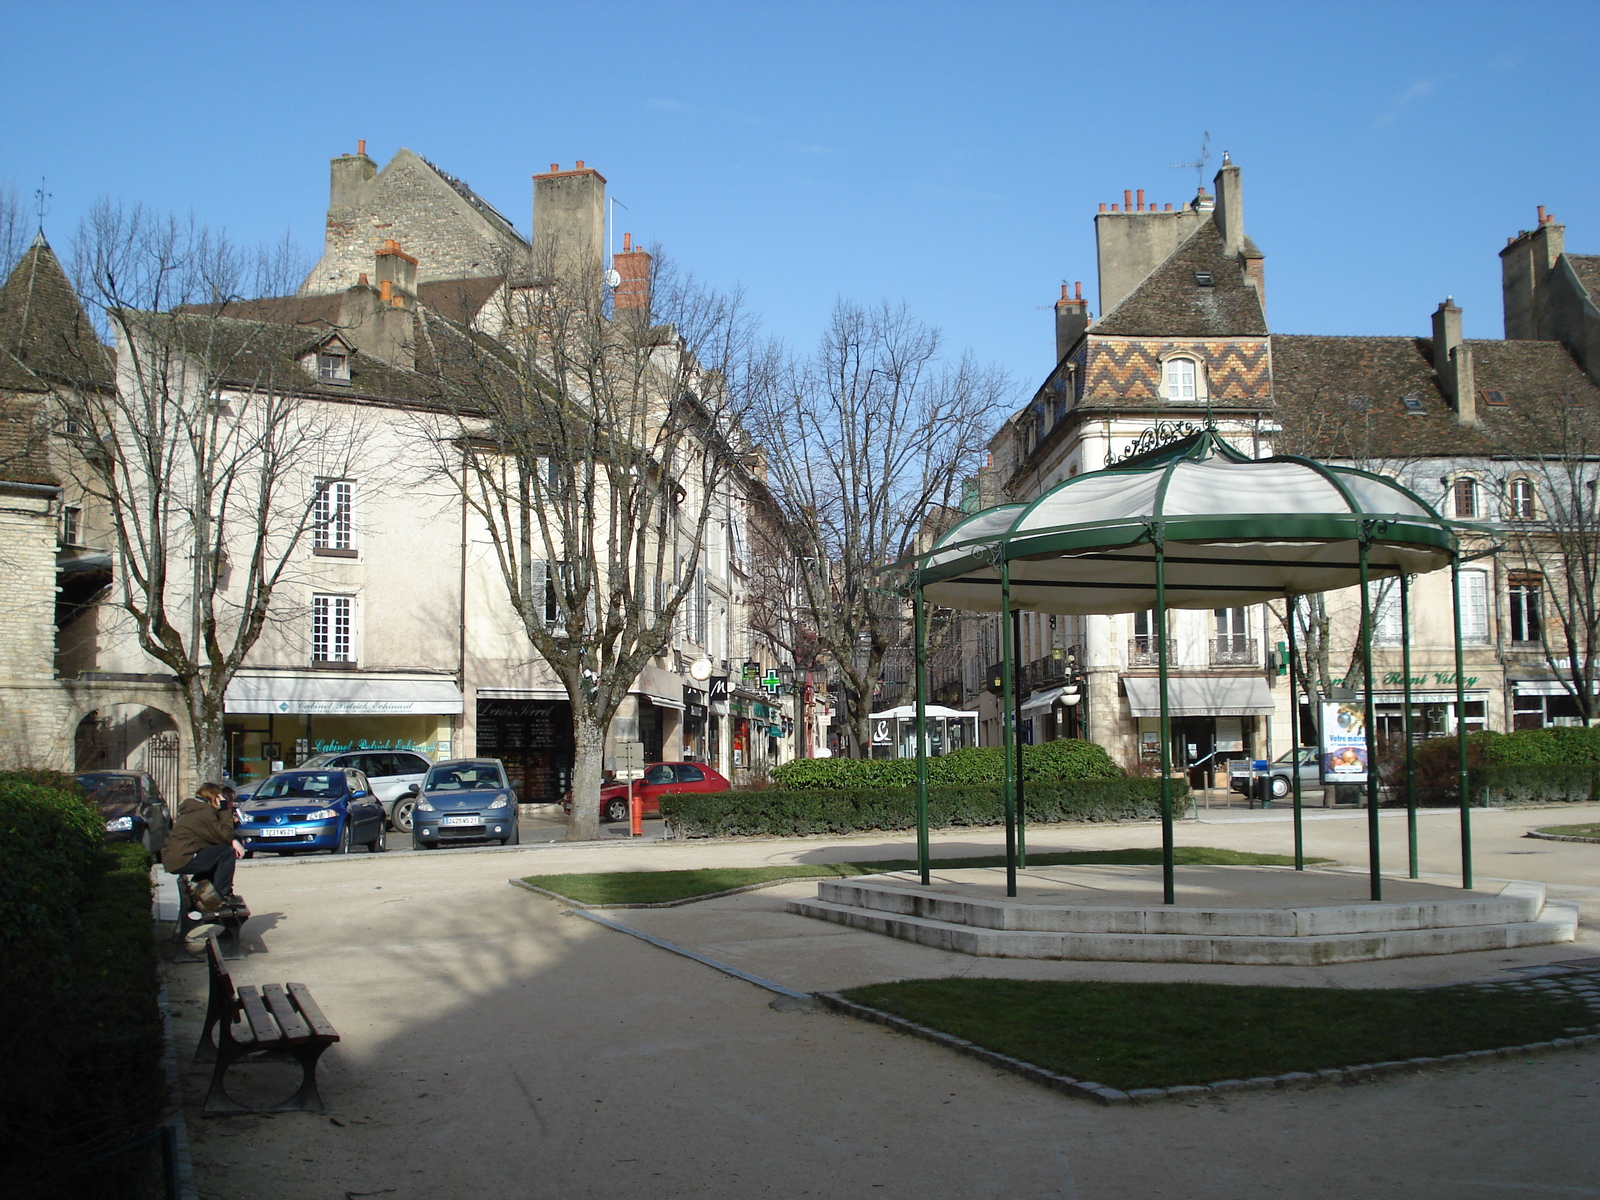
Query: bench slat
[[237, 986, 282, 1045], [260, 984, 313, 1043], [287, 983, 340, 1042]]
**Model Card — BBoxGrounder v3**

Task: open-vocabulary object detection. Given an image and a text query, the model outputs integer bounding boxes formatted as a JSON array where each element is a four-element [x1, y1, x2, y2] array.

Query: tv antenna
[[1171, 132, 1211, 193]]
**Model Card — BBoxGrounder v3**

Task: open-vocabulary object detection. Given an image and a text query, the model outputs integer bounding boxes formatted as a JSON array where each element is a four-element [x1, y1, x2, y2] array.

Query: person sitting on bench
[[162, 782, 245, 912]]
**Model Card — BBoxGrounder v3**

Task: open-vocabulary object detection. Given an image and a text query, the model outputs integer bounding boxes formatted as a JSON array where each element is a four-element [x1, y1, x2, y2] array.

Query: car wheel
[[1270, 775, 1291, 799], [392, 797, 416, 834], [334, 820, 352, 855], [603, 797, 628, 823], [366, 822, 385, 852]]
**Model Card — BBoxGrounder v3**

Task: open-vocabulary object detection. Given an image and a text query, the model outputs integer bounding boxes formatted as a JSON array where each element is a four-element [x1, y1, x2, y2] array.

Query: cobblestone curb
[[815, 975, 1600, 1106], [1525, 830, 1600, 843]]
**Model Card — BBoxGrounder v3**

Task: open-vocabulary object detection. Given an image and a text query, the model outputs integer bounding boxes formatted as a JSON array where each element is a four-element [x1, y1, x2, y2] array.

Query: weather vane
[[34, 177, 51, 229]]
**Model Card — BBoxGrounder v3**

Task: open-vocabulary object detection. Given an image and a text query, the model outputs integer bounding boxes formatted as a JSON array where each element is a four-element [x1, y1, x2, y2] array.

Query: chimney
[[1500, 204, 1566, 340], [612, 231, 653, 319], [1433, 296, 1477, 424], [1054, 281, 1089, 363], [532, 161, 606, 293], [338, 240, 417, 369], [1213, 152, 1243, 257], [329, 144, 377, 210]]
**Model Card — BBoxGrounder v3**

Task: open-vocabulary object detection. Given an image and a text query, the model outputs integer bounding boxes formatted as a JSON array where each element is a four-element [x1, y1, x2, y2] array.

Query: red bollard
[[630, 784, 643, 837]]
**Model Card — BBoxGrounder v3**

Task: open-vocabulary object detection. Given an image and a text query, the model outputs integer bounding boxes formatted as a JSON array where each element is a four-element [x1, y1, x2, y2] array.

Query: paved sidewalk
[[166, 804, 1600, 1199]]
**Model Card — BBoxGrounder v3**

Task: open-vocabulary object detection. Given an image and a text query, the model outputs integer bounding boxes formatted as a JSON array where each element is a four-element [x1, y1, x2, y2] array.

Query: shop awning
[[1123, 676, 1274, 718], [225, 675, 464, 715], [868, 704, 977, 720], [1512, 679, 1594, 696], [1020, 685, 1080, 715]]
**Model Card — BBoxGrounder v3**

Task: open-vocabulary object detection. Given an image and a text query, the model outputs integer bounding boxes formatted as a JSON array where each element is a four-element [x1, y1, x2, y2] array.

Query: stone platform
[[786, 865, 1579, 965]]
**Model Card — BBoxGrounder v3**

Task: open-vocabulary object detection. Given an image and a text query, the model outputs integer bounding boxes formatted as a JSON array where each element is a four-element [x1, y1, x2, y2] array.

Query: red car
[[564, 762, 731, 823]]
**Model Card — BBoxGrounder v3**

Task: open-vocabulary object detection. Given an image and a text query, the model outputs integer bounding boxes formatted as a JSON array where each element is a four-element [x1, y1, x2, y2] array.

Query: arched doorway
[[75, 704, 182, 802]]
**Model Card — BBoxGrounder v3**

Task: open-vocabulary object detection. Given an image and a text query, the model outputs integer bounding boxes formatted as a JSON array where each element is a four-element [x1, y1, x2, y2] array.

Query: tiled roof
[[1565, 254, 1600, 307], [1271, 334, 1600, 460], [0, 395, 56, 486], [180, 275, 503, 329], [0, 235, 113, 393], [1092, 219, 1268, 338]]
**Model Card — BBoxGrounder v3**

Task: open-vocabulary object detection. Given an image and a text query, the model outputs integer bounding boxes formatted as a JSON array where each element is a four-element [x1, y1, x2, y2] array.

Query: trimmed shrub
[[1404, 729, 1600, 806], [768, 739, 1121, 791], [660, 777, 1180, 839], [0, 774, 104, 961]]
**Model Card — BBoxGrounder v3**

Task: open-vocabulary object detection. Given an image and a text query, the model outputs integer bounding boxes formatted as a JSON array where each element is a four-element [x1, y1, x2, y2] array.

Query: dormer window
[[318, 351, 350, 383], [1162, 356, 1201, 403]]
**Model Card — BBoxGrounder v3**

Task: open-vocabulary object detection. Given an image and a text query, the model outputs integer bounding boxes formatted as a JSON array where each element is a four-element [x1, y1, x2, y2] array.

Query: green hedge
[[1406, 728, 1600, 805], [0, 774, 166, 1199], [769, 739, 1121, 790], [660, 777, 1181, 838]]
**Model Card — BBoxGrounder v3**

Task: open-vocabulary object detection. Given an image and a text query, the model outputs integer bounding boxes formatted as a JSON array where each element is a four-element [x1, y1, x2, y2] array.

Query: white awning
[[1512, 679, 1594, 697], [1124, 676, 1274, 718], [868, 704, 978, 720], [225, 675, 464, 715], [632, 664, 685, 710], [1020, 685, 1081, 715]]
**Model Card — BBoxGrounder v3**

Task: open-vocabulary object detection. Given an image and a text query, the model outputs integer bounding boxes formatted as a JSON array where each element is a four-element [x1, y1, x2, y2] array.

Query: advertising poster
[[1320, 701, 1368, 784]]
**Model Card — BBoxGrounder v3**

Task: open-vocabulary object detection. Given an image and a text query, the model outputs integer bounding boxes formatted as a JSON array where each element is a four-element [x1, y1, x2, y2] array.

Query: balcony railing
[[1210, 636, 1258, 666], [1128, 636, 1158, 666]]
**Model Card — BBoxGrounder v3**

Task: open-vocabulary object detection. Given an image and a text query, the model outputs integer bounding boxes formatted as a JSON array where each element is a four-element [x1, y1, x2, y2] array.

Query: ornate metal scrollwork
[[1106, 420, 1204, 466]]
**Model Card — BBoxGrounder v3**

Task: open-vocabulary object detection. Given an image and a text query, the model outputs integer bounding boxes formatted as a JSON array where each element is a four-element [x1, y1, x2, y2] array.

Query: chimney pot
[[1098, 202, 1107, 213], [550, 163, 559, 172], [1111, 203, 1119, 212], [576, 160, 585, 170], [623, 232, 632, 252], [1136, 188, 1145, 211], [357, 139, 366, 156], [379, 279, 392, 303], [357, 272, 368, 285], [1060, 283, 1069, 301], [1164, 203, 1172, 212], [1075, 281, 1082, 300], [1537, 205, 1547, 224], [1124, 189, 1133, 210]]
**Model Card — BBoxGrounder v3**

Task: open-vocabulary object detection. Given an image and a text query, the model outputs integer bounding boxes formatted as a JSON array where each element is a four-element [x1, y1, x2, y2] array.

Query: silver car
[[298, 750, 432, 832]]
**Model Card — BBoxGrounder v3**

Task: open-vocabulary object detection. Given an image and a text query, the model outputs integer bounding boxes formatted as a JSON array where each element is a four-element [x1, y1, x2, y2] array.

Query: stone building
[[964, 161, 1600, 780]]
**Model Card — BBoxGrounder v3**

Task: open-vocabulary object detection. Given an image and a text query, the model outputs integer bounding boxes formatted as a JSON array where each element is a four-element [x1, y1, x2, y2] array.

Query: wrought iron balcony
[[1128, 636, 1158, 667], [1210, 636, 1258, 666]]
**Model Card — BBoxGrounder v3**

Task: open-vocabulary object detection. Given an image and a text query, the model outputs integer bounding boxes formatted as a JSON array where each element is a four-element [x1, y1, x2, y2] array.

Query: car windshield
[[425, 765, 502, 792], [1274, 749, 1316, 765], [77, 775, 138, 805], [254, 772, 347, 800]]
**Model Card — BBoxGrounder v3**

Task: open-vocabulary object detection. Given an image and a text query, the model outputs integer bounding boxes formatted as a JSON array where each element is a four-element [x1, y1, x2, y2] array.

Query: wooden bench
[[195, 930, 340, 1117]]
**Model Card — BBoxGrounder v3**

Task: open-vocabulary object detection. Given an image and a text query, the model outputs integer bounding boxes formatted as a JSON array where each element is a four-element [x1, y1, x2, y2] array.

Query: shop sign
[[275, 699, 426, 715], [871, 718, 893, 746], [1320, 701, 1368, 784], [742, 661, 760, 681], [709, 676, 729, 702], [312, 737, 430, 753]]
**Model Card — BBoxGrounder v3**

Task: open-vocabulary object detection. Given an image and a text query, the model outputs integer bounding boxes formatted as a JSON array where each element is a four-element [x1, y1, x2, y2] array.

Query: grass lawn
[[521, 846, 1326, 906], [1536, 823, 1600, 838], [841, 977, 1598, 1090]]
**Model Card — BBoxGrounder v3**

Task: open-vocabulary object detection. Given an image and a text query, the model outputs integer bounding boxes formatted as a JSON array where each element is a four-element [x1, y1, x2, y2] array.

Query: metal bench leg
[[286, 1042, 333, 1112]]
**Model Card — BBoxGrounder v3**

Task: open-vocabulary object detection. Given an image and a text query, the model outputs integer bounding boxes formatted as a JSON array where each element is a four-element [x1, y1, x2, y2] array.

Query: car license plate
[[255, 827, 298, 838], [443, 815, 481, 827]]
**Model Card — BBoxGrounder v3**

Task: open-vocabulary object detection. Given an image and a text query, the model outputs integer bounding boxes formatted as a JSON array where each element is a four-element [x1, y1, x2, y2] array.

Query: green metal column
[[1358, 534, 1382, 902], [1400, 573, 1418, 879], [1012, 607, 1026, 870], [1286, 595, 1305, 871], [999, 561, 1018, 898], [1451, 551, 1474, 889], [1155, 532, 1175, 905], [914, 585, 930, 886]]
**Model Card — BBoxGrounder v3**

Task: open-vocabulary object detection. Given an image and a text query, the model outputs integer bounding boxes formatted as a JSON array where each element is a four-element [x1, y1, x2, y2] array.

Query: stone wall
[[300, 148, 529, 296], [0, 492, 74, 769]]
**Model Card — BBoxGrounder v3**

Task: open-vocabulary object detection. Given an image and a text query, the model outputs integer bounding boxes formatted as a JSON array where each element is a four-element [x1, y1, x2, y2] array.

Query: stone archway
[[74, 703, 182, 796]]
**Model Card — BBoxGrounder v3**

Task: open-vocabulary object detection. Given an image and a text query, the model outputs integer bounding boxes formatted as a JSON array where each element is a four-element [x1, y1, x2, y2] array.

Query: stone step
[[814, 877, 1548, 938], [786, 896, 1579, 966]]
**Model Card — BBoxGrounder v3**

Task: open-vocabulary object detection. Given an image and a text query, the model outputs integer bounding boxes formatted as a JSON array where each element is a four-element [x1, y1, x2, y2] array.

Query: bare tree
[[1492, 404, 1600, 724], [412, 248, 772, 839], [36, 201, 360, 780], [748, 300, 1009, 756]]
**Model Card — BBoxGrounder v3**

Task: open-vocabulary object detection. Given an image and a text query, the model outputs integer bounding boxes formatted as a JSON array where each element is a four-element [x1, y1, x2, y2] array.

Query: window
[[1480, 388, 1508, 407], [312, 594, 354, 663], [1369, 581, 1403, 644], [1130, 610, 1158, 664], [1508, 478, 1537, 521], [317, 351, 349, 383], [1456, 570, 1488, 643], [59, 505, 82, 546], [1509, 573, 1542, 644], [1212, 607, 1254, 663], [313, 480, 353, 552], [1163, 357, 1198, 402], [1452, 478, 1477, 519]]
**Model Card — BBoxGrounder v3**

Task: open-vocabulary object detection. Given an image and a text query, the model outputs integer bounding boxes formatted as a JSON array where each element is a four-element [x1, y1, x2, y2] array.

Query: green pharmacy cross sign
[[760, 669, 783, 696]]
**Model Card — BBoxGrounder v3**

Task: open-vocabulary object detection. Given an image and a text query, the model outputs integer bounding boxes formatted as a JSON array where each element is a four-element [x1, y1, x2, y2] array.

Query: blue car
[[410, 758, 520, 849], [235, 768, 386, 855]]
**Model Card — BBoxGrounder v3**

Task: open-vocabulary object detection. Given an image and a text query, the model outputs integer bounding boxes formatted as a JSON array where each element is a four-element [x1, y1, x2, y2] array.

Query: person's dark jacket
[[161, 797, 236, 872]]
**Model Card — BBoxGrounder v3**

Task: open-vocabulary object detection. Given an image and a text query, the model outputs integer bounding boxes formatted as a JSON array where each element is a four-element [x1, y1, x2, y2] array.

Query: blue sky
[[4, 1, 1596, 400]]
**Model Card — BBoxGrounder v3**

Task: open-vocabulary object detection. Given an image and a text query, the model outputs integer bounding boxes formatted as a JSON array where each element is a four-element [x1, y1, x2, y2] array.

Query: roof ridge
[[416, 154, 525, 243]]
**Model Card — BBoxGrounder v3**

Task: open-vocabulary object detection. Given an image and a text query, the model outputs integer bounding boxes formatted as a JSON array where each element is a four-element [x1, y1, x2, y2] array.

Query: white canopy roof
[[868, 704, 978, 720]]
